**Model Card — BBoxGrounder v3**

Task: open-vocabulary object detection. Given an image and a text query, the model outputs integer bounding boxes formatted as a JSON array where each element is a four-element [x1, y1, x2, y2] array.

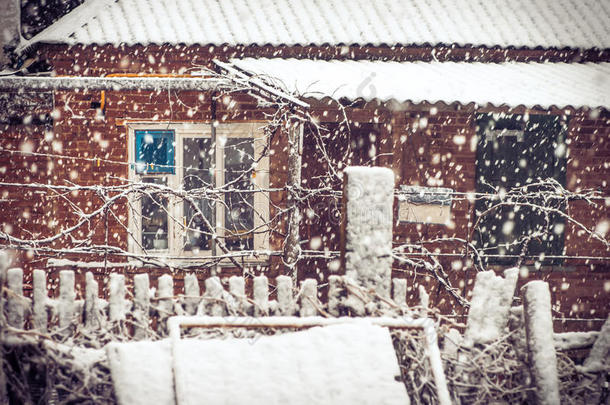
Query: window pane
[[223, 138, 254, 250], [183, 138, 214, 251], [135, 130, 175, 174], [141, 177, 168, 250]]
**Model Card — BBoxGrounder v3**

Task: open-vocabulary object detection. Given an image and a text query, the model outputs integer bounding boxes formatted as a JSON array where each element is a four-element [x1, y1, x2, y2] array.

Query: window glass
[[183, 137, 214, 251], [223, 138, 254, 250], [141, 177, 169, 250], [135, 130, 175, 174]]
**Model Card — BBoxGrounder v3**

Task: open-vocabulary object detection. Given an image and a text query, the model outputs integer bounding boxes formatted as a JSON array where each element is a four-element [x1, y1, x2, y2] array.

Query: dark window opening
[[474, 113, 567, 266]]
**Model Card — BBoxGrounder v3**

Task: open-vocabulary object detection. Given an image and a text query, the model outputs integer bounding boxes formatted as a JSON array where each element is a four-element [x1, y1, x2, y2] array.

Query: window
[[128, 123, 269, 259], [474, 113, 567, 265]]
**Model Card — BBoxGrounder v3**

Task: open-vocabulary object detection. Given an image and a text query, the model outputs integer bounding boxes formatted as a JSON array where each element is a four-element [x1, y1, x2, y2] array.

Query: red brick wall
[[0, 43, 608, 331]]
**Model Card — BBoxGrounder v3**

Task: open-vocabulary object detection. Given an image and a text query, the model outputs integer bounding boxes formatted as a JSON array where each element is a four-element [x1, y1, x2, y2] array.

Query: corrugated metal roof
[[18, 0, 610, 51], [228, 58, 610, 109]]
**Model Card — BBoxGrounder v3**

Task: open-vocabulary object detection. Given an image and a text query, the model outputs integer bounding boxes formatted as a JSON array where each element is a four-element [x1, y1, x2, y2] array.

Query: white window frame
[[127, 122, 270, 262]]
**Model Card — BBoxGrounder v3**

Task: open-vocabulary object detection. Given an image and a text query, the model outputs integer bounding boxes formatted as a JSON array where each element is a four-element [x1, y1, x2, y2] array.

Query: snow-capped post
[[522, 280, 560, 405], [283, 123, 303, 284], [276, 275, 296, 315], [32, 269, 47, 331], [6, 268, 24, 328], [133, 274, 150, 339], [59, 270, 76, 333], [464, 268, 519, 346], [340, 166, 394, 298]]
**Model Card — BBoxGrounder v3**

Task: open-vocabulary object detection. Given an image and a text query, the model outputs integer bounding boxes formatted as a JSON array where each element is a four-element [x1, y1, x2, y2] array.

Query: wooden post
[[340, 167, 394, 298], [522, 281, 560, 405], [32, 269, 47, 331], [133, 274, 150, 339], [283, 123, 303, 284], [59, 270, 76, 332]]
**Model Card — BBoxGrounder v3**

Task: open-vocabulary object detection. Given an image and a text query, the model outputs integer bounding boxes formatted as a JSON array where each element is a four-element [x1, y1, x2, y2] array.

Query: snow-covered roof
[[228, 58, 610, 109], [18, 0, 610, 51]]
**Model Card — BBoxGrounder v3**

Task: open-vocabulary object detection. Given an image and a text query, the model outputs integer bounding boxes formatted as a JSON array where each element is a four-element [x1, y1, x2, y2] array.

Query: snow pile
[[343, 166, 394, 298], [173, 322, 408, 405], [464, 268, 518, 345]]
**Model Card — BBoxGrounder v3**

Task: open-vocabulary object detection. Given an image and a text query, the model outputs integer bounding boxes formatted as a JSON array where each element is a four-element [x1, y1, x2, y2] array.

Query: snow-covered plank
[[522, 280, 560, 405], [582, 314, 610, 373], [172, 322, 409, 405], [464, 268, 519, 345], [0, 76, 226, 92], [341, 166, 394, 298], [107, 340, 175, 405]]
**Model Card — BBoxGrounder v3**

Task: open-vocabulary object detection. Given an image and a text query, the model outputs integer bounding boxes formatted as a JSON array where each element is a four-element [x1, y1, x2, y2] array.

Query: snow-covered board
[[173, 322, 409, 405]]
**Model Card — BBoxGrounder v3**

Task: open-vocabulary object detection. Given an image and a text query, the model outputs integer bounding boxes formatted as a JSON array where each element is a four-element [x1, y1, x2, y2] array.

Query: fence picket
[[276, 275, 295, 316], [6, 268, 24, 329], [253, 275, 269, 316], [184, 274, 200, 315], [32, 269, 47, 332], [59, 270, 76, 332], [133, 273, 150, 339], [299, 279, 318, 317]]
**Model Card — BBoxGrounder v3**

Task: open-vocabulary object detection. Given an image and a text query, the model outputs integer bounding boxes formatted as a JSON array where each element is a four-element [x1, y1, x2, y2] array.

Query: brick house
[[1, 0, 608, 330]]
